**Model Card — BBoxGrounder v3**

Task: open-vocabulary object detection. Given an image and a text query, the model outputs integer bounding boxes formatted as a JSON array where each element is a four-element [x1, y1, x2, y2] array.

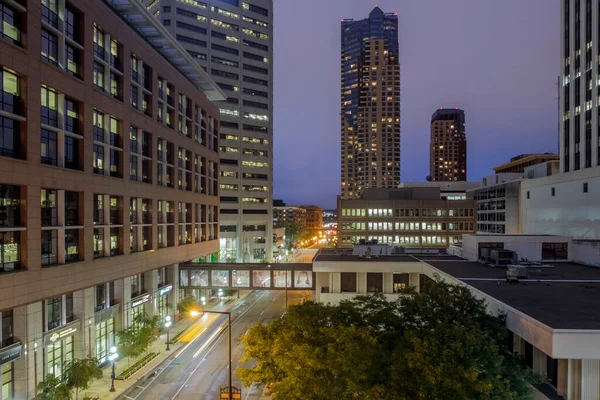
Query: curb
[[115, 293, 252, 400]]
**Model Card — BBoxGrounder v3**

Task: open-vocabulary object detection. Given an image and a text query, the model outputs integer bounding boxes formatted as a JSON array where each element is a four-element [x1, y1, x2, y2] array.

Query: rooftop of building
[[426, 260, 600, 329], [493, 153, 560, 173], [314, 254, 419, 262], [106, 0, 225, 101]]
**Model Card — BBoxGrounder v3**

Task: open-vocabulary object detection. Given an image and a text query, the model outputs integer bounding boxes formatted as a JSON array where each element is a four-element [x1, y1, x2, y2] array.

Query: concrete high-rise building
[[145, 0, 274, 262], [430, 108, 467, 182], [0, 0, 222, 397], [340, 6, 400, 199], [560, 0, 600, 172]]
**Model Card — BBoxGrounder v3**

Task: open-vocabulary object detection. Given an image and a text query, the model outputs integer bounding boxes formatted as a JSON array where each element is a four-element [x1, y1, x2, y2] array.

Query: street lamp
[[109, 346, 118, 392], [165, 316, 172, 351]]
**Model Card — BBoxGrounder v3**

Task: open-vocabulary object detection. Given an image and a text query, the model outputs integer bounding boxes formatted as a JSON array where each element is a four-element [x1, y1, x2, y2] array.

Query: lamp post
[[165, 316, 172, 351], [109, 346, 118, 392]]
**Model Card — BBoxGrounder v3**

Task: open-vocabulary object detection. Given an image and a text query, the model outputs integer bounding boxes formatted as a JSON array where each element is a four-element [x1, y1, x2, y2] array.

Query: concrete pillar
[[168, 264, 179, 318], [532, 348, 547, 375], [116, 277, 130, 328], [581, 359, 600, 400], [383, 273, 393, 294], [25, 302, 44, 400], [331, 273, 341, 294], [145, 269, 158, 317], [74, 287, 95, 358], [72, 288, 94, 360], [568, 359, 582, 400], [513, 334, 523, 355], [357, 272, 367, 294], [557, 359, 569, 397], [12, 305, 28, 400], [409, 273, 420, 293]]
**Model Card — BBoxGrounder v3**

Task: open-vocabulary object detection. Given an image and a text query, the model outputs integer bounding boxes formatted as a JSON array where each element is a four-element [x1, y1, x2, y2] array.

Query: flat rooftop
[[314, 254, 418, 262], [426, 261, 600, 281], [467, 281, 600, 329], [426, 260, 600, 329]]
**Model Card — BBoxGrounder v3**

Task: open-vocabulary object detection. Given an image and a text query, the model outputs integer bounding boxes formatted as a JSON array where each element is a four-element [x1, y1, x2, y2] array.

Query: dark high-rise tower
[[340, 6, 400, 199], [560, 0, 599, 172], [430, 109, 467, 181]]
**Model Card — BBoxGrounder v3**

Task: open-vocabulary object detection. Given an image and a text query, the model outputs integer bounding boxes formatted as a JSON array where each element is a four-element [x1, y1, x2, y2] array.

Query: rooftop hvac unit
[[506, 265, 528, 283]]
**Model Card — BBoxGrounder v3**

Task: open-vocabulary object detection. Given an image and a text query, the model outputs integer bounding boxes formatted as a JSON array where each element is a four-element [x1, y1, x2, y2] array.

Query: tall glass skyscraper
[[340, 6, 400, 199]]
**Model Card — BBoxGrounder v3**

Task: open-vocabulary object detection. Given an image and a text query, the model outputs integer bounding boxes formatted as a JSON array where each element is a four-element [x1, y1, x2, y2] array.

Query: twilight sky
[[272, 0, 559, 209]]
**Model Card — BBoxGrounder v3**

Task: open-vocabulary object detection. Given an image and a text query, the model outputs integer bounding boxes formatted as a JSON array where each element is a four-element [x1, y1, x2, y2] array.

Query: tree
[[238, 280, 536, 400], [37, 374, 71, 400], [117, 312, 160, 366], [177, 295, 201, 318], [64, 357, 103, 400], [274, 220, 304, 249]]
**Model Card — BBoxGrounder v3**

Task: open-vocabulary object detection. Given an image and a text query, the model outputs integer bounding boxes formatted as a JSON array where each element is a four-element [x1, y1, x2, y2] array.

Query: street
[[123, 290, 307, 400]]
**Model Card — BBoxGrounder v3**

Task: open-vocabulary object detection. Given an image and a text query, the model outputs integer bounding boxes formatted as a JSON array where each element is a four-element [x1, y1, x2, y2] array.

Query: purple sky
[[273, 0, 559, 209]]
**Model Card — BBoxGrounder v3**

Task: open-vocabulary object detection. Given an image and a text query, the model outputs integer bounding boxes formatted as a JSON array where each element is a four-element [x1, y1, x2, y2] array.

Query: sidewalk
[[84, 291, 252, 400]]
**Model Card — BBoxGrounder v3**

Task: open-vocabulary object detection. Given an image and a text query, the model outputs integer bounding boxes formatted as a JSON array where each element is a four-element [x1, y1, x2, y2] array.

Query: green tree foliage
[[37, 374, 71, 400], [274, 220, 304, 249], [238, 280, 536, 400], [117, 312, 160, 365], [64, 357, 103, 400]]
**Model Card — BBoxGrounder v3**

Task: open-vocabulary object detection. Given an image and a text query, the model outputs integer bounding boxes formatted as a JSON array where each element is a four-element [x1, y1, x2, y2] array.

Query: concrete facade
[[145, 0, 275, 263], [520, 166, 600, 240], [338, 185, 477, 248], [0, 1, 221, 397]]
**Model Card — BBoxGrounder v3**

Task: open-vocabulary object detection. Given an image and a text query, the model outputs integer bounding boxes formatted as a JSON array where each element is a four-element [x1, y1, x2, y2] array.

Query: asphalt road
[[125, 290, 307, 400]]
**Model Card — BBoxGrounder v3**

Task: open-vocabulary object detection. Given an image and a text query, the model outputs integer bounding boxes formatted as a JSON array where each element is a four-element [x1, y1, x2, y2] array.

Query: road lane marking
[[192, 326, 224, 359], [172, 290, 270, 399]]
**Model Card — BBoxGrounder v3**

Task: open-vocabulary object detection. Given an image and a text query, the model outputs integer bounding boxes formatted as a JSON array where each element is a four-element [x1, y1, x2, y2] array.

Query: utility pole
[[204, 310, 234, 400]]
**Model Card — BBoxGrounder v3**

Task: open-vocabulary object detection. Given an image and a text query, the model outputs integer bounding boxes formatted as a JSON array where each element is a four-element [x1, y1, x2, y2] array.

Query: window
[[65, 229, 79, 263], [526, 191, 530, 199], [93, 228, 104, 258], [0, 117, 20, 159], [65, 5, 79, 42], [65, 44, 80, 77], [41, 86, 58, 126], [583, 182, 588, 193], [93, 144, 104, 174], [541, 243, 568, 260], [176, 34, 206, 47], [212, 43, 239, 55], [41, 130, 58, 166], [64, 136, 79, 170], [94, 63, 105, 91], [340, 273, 357, 293], [110, 228, 121, 256], [551, 187, 555, 196], [94, 23, 105, 59], [41, 189, 58, 226], [366, 273, 383, 293], [64, 98, 79, 134], [243, 2, 268, 16], [41, 29, 58, 65], [1, 68, 20, 115], [0, 3, 21, 44], [41, 230, 58, 266], [94, 194, 104, 225], [42, 0, 59, 27]]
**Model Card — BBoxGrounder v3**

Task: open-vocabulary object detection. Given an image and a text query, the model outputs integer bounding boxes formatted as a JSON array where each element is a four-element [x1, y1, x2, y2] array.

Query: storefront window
[[45, 336, 73, 378], [157, 295, 167, 319], [1, 362, 12, 400], [95, 319, 114, 365]]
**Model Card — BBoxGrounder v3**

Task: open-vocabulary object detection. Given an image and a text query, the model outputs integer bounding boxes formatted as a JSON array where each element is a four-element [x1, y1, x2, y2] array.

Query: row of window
[[341, 222, 474, 232], [341, 208, 475, 218], [340, 236, 462, 246]]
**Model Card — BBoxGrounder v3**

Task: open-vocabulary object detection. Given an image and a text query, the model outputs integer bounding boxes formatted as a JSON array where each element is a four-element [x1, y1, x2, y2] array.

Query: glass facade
[[95, 319, 115, 365], [340, 7, 400, 199], [45, 336, 73, 378]]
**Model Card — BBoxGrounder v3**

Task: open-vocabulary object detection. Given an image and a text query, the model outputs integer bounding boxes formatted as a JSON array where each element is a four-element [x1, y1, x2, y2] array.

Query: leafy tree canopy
[[117, 312, 160, 362], [238, 280, 536, 400]]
